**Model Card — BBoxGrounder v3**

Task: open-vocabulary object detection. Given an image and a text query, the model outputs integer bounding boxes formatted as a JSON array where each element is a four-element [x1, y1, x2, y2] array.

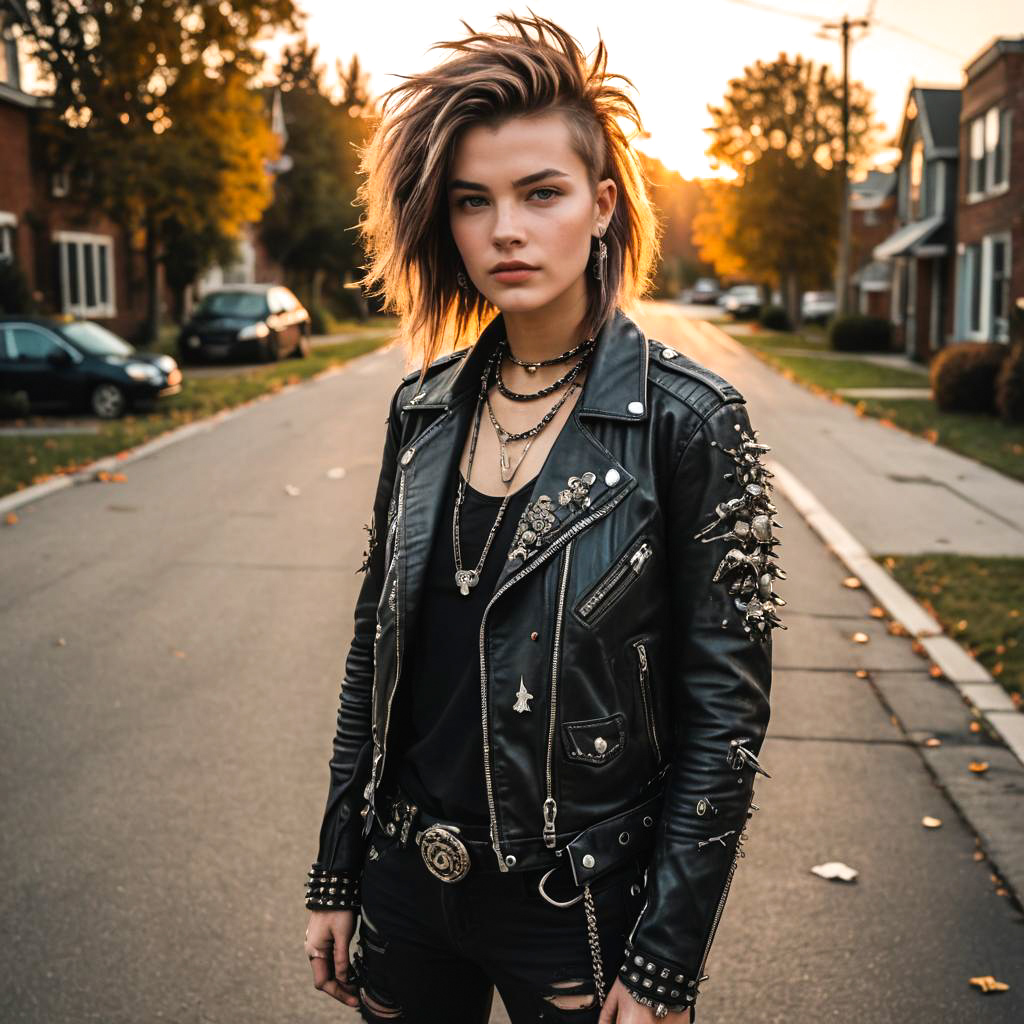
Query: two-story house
[[873, 86, 961, 362], [953, 36, 1021, 345], [849, 169, 897, 319]]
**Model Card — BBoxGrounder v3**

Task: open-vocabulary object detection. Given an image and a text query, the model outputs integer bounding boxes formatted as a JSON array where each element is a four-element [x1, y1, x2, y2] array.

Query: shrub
[[759, 304, 791, 331], [931, 342, 1010, 414], [828, 313, 892, 352], [994, 341, 1024, 423]]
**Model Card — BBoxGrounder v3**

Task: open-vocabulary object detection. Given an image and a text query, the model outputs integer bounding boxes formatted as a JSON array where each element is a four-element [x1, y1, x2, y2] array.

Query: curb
[[0, 345, 396, 519], [693, 316, 1024, 767], [766, 457, 1024, 768]]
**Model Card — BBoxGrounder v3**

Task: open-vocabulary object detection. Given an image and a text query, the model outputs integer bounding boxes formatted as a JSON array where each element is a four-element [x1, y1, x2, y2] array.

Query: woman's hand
[[305, 909, 359, 1007], [598, 977, 691, 1022]]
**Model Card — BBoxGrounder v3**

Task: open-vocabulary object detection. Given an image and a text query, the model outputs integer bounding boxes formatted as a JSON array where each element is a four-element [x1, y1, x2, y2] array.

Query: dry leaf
[[852, 631, 870, 644], [5, 511, 18, 525], [854, 669, 870, 679], [842, 576, 862, 589], [922, 816, 943, 828], [887, 621, 907, 636], [172, 649, 187, 659], [968, 975, 1009, 993], [111, 472, 127, 483], [869, 606, 885, 618], [924, 737, 941, 747], [973, 851, 984, 861], [810, 861, 858, 882], [284, 484, 301, 497], [968, 761, 989, 774], [969, 721, 981, 733], [929, 665, 944, 678], [326, 467, 347, 480], [54, 636, 66, 647]]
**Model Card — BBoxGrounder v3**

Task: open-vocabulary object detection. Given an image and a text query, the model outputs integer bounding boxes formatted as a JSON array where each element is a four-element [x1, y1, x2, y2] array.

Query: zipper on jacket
[[633, 639, 661, 764], [543, 540, 574, 848], [694, 788, 756, 983], [369, 459, 409, 806], [576, 538, 653, 621], [478, 482, 635, 870]]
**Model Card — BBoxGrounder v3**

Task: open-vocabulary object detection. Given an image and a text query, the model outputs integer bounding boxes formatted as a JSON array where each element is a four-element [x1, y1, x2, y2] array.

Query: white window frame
[[53, 231, 117, 318], [959, 232, 1012, 342], [0, 210, 15, 262], [967, 105, 1012, 203]]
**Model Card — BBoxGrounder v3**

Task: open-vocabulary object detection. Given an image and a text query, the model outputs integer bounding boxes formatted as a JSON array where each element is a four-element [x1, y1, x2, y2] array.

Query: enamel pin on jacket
[[309, 306, 783, 1017]]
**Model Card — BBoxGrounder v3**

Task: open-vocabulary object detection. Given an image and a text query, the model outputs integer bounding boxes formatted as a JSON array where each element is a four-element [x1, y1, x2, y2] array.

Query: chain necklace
[[504, 333, 595, 373], [495, 334, 596, 401], [451, 344, 586, 596]]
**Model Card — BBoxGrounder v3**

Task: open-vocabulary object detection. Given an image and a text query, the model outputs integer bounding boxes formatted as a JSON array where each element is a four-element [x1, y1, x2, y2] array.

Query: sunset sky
[[261, 0, 1022, 180]]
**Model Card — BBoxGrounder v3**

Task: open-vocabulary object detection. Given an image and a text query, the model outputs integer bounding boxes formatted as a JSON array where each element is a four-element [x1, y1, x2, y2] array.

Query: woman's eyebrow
[[448, 168, 570, 192]]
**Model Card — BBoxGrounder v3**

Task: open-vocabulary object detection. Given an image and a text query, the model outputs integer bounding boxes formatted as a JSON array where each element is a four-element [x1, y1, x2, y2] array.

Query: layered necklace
[[452, 333, 597, 596]]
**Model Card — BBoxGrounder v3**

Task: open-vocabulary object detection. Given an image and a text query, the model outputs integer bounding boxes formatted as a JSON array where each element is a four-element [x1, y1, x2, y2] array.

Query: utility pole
[[822, 13, 870, 316]]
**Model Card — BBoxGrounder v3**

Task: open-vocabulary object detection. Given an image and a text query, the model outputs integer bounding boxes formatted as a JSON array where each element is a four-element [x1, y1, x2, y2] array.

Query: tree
[[7, 0, 301, 340], [260, 37, 376, 324], [699, 52, 879, 324]]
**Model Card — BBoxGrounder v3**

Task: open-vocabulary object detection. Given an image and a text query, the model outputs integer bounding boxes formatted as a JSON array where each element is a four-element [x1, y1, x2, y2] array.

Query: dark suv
[[177, 285, 311, 364]]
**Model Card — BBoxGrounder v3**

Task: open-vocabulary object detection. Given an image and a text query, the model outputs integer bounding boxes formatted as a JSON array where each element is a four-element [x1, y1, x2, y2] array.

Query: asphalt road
[[1, 303, 1021, 1022]]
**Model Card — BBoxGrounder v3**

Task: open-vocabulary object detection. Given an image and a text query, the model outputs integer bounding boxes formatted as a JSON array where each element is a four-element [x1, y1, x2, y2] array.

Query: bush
[[828, 313, 892, 351], [307, 302, 330, 336], [995, 341, 1024, 423], [931, 342, 1010, 414], [759, 304, 791, 331]]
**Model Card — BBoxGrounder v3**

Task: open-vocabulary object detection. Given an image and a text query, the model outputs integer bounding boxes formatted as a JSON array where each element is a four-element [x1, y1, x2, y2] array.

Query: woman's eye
[[458, 196, 487, 208], [456, 188, 560, 209], [531, 187, 560, 201]]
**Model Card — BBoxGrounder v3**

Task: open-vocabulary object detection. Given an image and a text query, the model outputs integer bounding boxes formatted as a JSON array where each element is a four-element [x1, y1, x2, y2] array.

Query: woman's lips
[[491, 268, 538, 282]]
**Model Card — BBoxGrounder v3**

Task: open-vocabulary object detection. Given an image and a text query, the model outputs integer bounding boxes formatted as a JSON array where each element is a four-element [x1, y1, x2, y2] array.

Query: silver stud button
[[594, 736, 607, 754], [505, 854, 517, 866], [661, 347, 678, 359], [628, 401, 644, 414], [401, 449, 414, 465], [582, 853, 596, 868], [605, 468, 620, 486]]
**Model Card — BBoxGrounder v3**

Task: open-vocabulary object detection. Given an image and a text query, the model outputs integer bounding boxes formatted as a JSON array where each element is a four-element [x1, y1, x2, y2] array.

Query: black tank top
[[385, 455, 538, 824]]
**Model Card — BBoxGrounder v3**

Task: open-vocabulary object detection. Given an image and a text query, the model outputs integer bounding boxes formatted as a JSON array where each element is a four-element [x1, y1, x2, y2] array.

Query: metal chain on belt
[[582, 882, 607, 1006]]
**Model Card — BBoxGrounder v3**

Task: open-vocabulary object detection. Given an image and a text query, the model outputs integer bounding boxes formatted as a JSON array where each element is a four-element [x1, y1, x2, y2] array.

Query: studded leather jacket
[[306, 307, 783, 1019]]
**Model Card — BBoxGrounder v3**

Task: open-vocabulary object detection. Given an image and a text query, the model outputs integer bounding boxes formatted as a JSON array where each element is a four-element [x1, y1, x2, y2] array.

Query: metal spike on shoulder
[[647, 337, 744, 404]]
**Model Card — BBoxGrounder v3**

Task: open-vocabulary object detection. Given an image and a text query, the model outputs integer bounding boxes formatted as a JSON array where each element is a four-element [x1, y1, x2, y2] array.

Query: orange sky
[[259, 0, 1021, 180]]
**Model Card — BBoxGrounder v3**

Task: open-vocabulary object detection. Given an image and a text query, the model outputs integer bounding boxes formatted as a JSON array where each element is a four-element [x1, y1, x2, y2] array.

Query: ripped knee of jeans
[[543, 977, 596, 1012]]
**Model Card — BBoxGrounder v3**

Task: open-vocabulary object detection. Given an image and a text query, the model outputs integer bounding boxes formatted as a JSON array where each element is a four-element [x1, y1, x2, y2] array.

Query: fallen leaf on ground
[[851, 631, 870, 643], [4, 511, 17, 525], [929, 665, 944, 678], [284, 484, 301, 496], [968, 761, 989, 774], [326, 467, 347, 480], [969, 721, 981, 733], [854, 669, 870, 679], [869, 606, 885, 618], [922, 816, 942, 828], [842, 576, 862, 589], [924, 737, 941, 747], [810, 861, 858, 882], [968, 976, 1009, 993]]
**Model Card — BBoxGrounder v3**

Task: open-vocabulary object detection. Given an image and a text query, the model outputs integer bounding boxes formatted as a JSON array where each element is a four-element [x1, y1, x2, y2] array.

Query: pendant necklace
[[451, 343, 585, 596]]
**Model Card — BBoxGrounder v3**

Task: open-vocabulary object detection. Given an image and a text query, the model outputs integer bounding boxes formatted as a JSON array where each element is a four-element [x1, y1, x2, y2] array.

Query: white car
[[801, 291, 837, 323]]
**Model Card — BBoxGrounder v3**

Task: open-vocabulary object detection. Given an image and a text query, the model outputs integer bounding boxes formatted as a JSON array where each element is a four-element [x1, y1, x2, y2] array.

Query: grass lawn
[[0, 328, 396, 498], [718, 322, 1024, 484], [882, 553, 1024, 703]]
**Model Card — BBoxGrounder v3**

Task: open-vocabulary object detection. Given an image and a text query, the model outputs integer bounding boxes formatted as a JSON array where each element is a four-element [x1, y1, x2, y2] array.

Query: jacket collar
[[393, 307, 647, 663], [401, 306, 650, 421]]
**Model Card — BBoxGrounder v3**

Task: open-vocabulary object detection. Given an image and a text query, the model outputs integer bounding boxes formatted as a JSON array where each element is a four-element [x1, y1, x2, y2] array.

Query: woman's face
[[447, 112, 616, 319]]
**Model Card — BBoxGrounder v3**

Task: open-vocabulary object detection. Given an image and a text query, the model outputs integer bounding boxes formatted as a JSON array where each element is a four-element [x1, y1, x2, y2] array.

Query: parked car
[[801, 290, 838, 324], [178, 284, 311, 365], [719, 285, 763, 319], [0, 315, 181, 419], [689, 277, 723, 304]]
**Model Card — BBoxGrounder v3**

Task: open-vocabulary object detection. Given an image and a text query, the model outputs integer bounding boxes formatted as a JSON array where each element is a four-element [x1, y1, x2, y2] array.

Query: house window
[[968, 106, 1011, 199], [966, 243, 982, 334], [909, 138, 924, 218], [960, 234, 1012, 342], [54, 232, 116, 317], [0, 211, 15, 263], [990, 235, 1011, 343]]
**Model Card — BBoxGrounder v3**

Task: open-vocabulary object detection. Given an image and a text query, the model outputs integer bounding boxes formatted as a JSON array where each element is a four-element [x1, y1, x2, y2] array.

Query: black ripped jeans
[[351, 790, 647, 1024]]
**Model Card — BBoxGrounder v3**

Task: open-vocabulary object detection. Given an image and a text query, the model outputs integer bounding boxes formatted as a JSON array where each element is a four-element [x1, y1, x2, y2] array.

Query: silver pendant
[[513, 675, 534, 713], [455, 568, 479, 596]]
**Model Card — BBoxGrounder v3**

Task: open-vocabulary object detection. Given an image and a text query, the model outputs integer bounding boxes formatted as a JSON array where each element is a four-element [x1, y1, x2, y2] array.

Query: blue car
[[0, 316, 182, 419]]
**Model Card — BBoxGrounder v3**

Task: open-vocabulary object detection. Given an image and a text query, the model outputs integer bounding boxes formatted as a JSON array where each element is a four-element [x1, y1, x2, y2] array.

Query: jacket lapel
[[394, 307, 649, 662]]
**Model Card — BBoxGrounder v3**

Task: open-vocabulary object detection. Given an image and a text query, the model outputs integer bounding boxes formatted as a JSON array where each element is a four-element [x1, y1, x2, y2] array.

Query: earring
[[457, 268, 470, 291], [591, 229, 608, 307]]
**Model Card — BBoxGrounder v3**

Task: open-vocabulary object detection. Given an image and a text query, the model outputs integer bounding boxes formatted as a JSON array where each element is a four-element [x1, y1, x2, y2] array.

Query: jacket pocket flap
[[562, 713, 626, 765]]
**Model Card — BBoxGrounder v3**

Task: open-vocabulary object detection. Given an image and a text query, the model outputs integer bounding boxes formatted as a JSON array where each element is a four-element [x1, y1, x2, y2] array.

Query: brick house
[[953, 36, 1022, 345], [849, 169, 897, 319]]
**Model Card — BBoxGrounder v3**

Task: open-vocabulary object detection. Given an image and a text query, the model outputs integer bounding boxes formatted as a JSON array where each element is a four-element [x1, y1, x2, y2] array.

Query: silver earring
[[457, 269, 470, 291]]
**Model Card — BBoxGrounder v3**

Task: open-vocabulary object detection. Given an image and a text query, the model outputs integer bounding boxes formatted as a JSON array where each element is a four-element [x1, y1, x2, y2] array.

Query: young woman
[[302, 13, 783, 1024]]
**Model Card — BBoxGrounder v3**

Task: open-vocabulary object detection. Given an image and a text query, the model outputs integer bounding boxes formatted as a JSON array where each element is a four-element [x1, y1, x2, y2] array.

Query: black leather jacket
[[308, 307, 783, 1017]]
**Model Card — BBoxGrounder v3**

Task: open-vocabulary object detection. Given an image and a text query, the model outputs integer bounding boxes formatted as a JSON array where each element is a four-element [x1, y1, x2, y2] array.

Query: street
[[1, 301, 1021, 1022]]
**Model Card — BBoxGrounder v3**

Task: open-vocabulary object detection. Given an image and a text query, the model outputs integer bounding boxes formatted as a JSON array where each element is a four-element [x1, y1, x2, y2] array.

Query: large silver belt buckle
[[419, 825, 470, 883]]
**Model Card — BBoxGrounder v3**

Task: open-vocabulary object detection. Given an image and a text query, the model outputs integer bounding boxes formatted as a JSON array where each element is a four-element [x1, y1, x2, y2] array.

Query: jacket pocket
[[572, 534, 654, 626], [632, 639, 662, 764], [561, 712, 626, 766]]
